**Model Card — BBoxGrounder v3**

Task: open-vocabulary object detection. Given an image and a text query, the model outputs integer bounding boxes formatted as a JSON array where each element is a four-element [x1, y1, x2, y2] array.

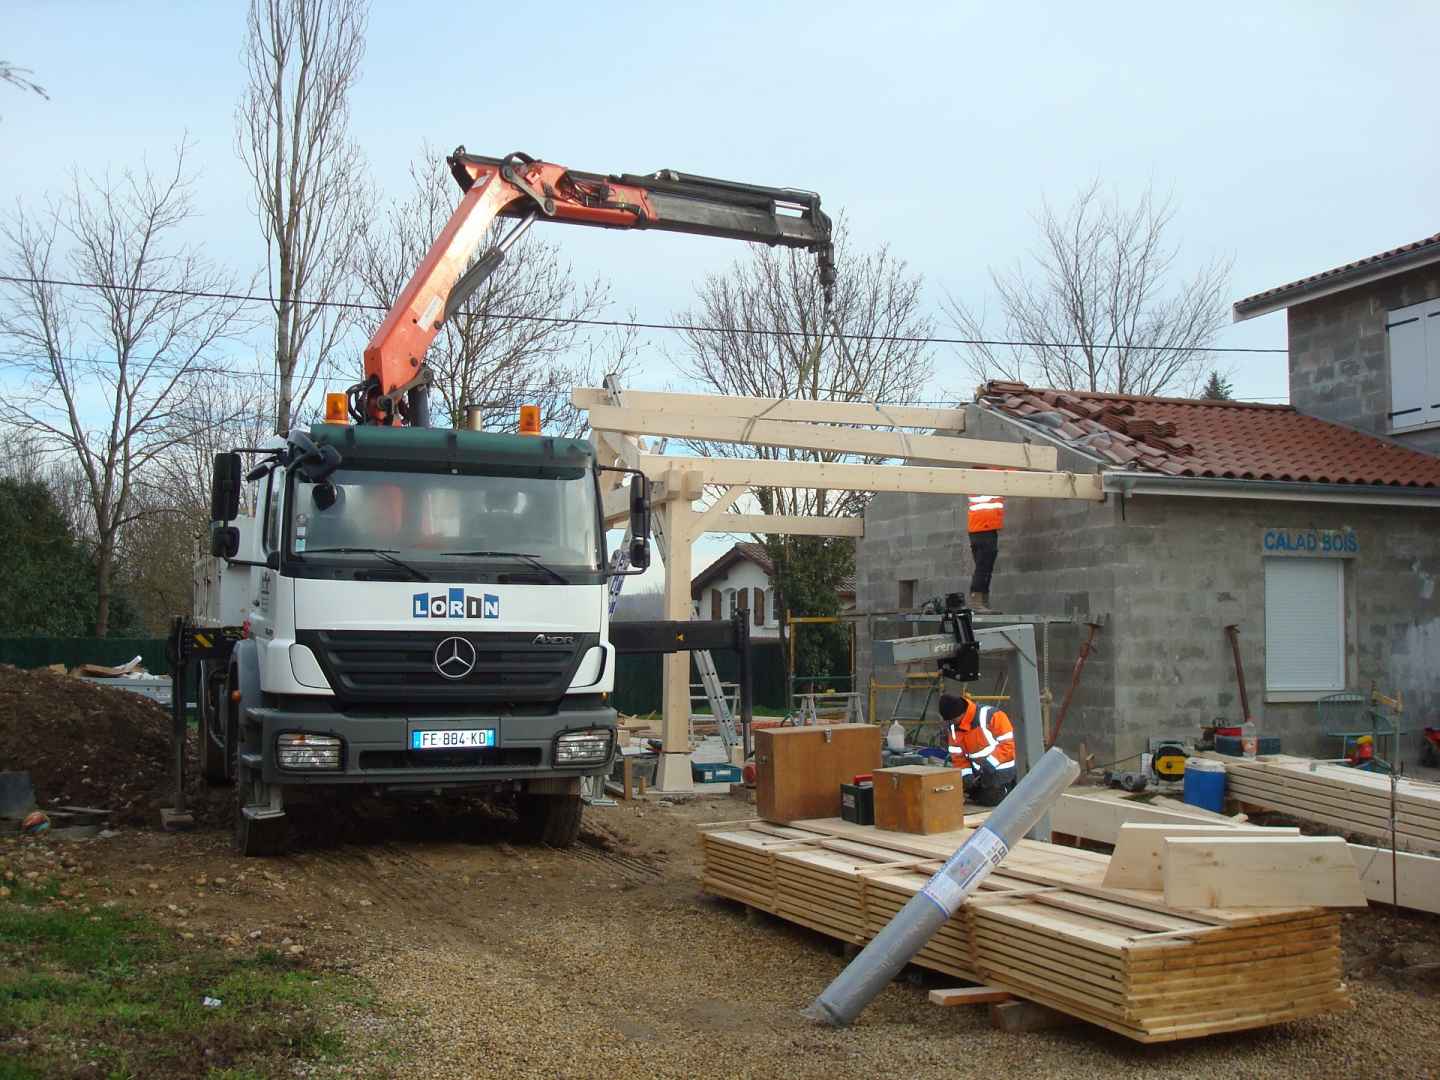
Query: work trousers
[[968, 768, 1016, 808], [969, 529, 999, 595]]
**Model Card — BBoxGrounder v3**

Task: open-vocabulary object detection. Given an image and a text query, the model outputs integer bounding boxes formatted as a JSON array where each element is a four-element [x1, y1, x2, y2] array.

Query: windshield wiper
[[438, 550, 568, 585], [302, 547, 430, 582]]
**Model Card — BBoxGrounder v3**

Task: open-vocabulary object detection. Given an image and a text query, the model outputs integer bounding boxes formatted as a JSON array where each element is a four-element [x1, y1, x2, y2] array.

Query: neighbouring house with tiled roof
[[692, 542, 855, 641], [855, 368, 1440, 770], [692, 543, 782, 639]]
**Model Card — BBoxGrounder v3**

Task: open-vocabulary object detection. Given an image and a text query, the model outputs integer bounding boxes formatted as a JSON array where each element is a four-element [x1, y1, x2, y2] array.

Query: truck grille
[[297, 629, 598, 706]]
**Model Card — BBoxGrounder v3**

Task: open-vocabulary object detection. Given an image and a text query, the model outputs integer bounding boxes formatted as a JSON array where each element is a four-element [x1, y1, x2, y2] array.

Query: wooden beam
[[1050, 791, 1247, 846], [1103, 824, 1299, 891], [696, 513, 864, 537], [1348, 843, 1440, 914], [1161, 835, 1368, 909], [690, 485, 747, 535], [573, 387, 966, 430], [637, 455, 1103, 500], [929, 986, 1014, 1007], [586, 405, 1050, 470]]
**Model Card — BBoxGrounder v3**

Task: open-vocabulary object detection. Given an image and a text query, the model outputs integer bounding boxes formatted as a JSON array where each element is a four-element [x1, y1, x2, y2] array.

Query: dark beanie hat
[[938, 694, 967, 721]]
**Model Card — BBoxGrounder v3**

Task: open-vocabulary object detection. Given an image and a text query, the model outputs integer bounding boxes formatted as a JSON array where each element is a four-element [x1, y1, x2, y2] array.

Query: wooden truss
[[572, 386, 1103, 791]]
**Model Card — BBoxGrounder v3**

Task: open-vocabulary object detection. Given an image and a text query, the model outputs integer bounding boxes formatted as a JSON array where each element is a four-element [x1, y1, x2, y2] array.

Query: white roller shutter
[[1264, 558, 1345, 692]]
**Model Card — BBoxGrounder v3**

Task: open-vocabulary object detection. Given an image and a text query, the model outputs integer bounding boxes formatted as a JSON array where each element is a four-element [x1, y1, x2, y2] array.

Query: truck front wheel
[[516, 791, 583, 848]]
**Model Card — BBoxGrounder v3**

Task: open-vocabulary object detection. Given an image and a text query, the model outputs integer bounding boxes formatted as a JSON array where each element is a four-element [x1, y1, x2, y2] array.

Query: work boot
[[970, 592, 993, 614]]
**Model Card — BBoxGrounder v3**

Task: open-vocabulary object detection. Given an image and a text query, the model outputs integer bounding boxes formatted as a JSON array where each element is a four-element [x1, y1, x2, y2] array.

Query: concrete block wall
[[1287, 263, 1440, 456], [855, 408, 1122, 763], [1111, 495, 1440, 769]]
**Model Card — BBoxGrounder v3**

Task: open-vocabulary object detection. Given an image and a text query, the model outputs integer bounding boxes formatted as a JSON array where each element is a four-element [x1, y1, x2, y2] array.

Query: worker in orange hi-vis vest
[[939, 693, 1017, 807], [966, 485, 1004, 613]]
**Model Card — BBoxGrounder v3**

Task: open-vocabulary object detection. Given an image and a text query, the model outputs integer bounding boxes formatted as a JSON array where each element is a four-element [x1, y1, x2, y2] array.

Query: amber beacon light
[[518, 404, 541, 435], [324, 392, 349, 424]]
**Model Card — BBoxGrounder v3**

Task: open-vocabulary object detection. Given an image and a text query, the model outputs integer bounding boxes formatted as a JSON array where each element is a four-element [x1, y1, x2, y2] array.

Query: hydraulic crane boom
[[356, 148, 835, 425]]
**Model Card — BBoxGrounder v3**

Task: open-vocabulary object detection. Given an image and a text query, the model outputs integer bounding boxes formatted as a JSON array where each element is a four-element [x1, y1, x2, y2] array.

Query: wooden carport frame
[[574, 386, 1104, 791]]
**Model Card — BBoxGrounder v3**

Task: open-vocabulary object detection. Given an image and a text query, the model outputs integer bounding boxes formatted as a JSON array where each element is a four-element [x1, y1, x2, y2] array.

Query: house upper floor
[[1233, 231, 1440, 456]]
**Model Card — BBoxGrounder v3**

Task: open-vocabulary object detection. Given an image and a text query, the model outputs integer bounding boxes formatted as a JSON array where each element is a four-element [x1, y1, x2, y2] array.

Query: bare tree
[[151, 371, 277, 516], [676, 221, 934, 518], [0, 148, 251, 635], [237, 0, 368, 434], [353, 149, 642, 436], [1, 62, 48, 100], [946, 181, 1231, 398]]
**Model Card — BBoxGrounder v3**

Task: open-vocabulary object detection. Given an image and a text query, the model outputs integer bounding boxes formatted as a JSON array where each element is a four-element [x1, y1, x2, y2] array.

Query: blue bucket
[[1182, 759, 1226, 813]]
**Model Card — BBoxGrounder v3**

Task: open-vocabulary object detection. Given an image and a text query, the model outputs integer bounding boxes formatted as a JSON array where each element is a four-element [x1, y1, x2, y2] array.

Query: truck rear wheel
[[517, 791, 583, 848]]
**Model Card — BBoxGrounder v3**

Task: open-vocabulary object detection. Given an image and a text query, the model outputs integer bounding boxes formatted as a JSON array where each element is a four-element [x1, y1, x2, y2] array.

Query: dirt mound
[[0, 664, 196, 826]]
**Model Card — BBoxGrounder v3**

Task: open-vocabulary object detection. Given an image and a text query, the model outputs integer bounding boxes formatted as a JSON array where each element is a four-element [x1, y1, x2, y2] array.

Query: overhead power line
[[0, 273, 1290, 355]]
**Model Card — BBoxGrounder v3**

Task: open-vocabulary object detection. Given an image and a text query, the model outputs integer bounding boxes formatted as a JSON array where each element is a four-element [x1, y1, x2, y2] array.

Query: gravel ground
[[6, 796, 1439, 1079]]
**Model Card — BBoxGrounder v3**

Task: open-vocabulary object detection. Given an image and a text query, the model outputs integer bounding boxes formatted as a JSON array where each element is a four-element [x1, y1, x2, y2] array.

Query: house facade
[[692, 542, 856, 640], [855, 382, 1440, 770], [692, 543, 783, 638], [1234, 231, 1440, 455]]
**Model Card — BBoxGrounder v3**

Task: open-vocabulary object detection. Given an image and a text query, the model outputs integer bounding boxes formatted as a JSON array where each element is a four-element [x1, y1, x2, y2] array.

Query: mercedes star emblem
[[434, 636, 477, 680]]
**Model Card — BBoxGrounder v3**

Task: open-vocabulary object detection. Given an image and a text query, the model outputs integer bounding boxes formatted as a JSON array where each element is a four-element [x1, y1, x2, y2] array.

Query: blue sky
[[5, 1, 1438, 572]]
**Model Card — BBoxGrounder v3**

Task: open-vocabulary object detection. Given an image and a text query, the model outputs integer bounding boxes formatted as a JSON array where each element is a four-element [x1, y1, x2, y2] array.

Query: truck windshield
[[289, 468, 600, 575]]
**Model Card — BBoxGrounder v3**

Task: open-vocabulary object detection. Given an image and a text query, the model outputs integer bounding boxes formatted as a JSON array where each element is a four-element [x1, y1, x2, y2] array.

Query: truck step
[[240, 805, 286, 822], [239, 752, 263, 768]]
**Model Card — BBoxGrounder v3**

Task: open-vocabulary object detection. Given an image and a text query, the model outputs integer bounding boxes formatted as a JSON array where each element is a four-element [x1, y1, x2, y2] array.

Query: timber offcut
[[700, 818, 1349, 1043]]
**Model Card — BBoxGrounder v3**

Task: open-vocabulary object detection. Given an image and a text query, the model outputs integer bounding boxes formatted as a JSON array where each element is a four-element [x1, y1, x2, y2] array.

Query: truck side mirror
[[628, 474, 651, 569], [211, 453, 242, 523], [210, 523, 240, 559]]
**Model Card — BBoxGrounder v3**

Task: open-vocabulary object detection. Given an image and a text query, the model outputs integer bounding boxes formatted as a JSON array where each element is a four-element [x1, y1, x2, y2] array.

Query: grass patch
[[0, 881, 381, 1079]]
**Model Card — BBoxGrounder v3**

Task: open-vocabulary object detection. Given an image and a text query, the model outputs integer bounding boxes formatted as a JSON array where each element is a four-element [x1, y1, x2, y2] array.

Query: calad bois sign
[[1261, 528, 1359, 556]]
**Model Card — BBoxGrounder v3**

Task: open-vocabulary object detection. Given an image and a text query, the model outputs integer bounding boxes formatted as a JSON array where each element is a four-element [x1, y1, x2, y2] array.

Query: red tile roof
[[691, 541, 775, 595], [1233, 231, 1440, 317], [979, 380, 1440, 488]]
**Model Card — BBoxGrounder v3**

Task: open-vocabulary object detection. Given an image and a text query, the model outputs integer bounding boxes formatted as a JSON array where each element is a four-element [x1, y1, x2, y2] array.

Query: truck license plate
[[410, 728, 496, 750]]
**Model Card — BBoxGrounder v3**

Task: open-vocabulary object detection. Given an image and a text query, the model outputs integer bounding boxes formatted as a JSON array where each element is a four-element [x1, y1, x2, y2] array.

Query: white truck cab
[[196, 422, 648, 854]]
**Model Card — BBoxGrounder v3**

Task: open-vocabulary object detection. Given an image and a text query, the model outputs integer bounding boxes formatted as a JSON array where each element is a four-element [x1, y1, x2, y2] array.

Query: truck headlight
[[276, 732, 343, 770], [553, 728, 614, 766]]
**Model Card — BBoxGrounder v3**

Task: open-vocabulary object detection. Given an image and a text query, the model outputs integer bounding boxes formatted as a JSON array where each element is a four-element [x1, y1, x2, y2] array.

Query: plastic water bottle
[[1241, 720, 1258, 759], [886, 721, 906, 753]]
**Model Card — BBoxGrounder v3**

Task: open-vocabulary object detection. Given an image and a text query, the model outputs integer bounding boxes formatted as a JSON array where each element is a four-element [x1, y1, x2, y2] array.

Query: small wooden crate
[[873, 765, 965, 835]]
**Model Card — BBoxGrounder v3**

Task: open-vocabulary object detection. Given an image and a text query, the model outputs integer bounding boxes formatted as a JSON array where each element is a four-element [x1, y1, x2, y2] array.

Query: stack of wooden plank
[[1218, 754, 1440, 854], [700, 818, 1349, 1043]]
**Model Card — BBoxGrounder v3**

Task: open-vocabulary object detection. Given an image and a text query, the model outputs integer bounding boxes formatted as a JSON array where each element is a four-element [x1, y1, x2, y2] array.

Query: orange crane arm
[[357, 149, 834, 425]]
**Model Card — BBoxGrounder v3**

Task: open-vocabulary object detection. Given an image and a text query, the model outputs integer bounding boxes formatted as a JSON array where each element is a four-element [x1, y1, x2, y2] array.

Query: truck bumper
[[245, 700, 617, 790]]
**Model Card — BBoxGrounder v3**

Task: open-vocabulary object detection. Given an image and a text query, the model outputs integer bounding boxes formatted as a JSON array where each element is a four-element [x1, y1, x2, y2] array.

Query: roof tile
[[1235, 232, 1440, 310], [978, 381, 1440, 488]]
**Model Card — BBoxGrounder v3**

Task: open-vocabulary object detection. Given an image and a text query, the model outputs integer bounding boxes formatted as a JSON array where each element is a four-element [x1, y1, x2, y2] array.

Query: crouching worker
[[939, 693, 1017, 807]]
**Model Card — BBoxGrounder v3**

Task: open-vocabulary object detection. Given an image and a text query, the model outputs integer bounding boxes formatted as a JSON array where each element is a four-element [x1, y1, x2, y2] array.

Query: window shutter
[[754, 587, 765, 626], [711, 589, 722, 620], [738, 587, 749, 611], [1387, 299, 1437, 430], [1264, 558, 1344, 692]]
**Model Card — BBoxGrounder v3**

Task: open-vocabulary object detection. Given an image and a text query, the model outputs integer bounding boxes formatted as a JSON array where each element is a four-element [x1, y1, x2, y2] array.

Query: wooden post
[[655, 496, 696, 792]]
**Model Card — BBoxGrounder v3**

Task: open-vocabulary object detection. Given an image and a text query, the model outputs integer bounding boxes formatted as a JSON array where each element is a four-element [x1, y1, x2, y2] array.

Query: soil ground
[[3, 795, 1439, 1080], [3, 667, 1438, 1078]]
